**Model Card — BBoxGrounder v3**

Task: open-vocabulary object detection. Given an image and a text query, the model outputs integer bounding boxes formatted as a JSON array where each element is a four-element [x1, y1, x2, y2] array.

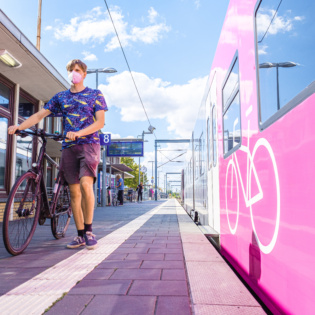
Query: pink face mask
[[68, 71, 82, 84]]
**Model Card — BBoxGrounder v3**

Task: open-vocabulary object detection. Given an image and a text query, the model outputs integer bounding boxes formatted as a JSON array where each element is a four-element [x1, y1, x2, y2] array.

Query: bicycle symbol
[[225, 105, 280, 254]]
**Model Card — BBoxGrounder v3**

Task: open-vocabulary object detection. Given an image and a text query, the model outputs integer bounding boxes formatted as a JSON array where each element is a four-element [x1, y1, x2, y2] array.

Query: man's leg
[[80, 176, 95, 226], [67, 184, 85, 248], [80, 176, 98, 249]]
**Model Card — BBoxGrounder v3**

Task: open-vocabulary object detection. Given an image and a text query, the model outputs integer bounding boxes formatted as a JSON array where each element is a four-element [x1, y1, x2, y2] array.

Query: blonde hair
[[116, 174, 121, 179], [66, 59, 87, 72]]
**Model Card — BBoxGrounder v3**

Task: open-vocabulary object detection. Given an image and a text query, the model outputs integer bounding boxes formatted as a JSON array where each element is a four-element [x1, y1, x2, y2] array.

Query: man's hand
[[8, 125, 20, 135], [66, 131, 82, 141]]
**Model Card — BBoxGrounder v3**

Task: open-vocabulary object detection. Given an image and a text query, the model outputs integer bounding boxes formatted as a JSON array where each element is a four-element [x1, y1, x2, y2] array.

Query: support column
[[102, 147, 107, 207], [9, 84, 20, 190], [155, 140, 157, 201]]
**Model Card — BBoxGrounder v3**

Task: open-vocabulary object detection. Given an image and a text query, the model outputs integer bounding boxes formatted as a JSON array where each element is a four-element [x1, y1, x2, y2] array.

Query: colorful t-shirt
[[44, 87, 108, 149]]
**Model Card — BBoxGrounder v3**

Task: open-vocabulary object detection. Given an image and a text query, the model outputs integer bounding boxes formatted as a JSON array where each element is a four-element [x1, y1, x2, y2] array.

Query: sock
[[78, 230, 84, 238], [84, 224, 92, 233]]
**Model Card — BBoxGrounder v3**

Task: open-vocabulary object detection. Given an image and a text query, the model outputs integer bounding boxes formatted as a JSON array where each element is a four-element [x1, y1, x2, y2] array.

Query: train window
[[223, 56, 241, 157], [212, 106, 217, 167], [255, 0, 315, 126], [199, 132, 204, 175], [207, 118, 211, 170]]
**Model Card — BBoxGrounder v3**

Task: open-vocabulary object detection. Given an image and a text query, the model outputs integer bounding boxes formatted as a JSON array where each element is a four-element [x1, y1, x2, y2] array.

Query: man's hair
[[66, 59, 87, 72], [116, 174, 121, 179]]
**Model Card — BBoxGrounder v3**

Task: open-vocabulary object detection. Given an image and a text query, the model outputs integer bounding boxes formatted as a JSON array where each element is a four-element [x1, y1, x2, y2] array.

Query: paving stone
[[125, 253, 165, 261], [115, 247, 149, 254], [46, 294, 94, 315], [69, 279, 132, 295], [156, 296, 192, 315], [166, 243, 182, 248], [106, 253, 128, 260], [193, 305, 266, 315], [129, 280, 188, 296], [135, 243, 166, 248], [97, 260, 142, 269], [84, 268, 115, 280], [81, 295, 156, 315], [165, 253, 184, 261], [141, 260, 185, 269], [110, 268, 161, 280], [149, 248, 183, 254], [162, 269, 187, 281]]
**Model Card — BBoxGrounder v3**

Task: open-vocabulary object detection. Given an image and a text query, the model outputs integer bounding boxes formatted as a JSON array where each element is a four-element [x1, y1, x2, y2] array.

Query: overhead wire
[[258, 0, 283, 43], [103, 0, 155, 135]]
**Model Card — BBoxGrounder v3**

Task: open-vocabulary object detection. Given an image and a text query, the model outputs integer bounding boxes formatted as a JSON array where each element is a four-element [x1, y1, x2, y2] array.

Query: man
[[8, 59, 107, 250], [136, 182, 143, 203], [116, 174, 124, 205]]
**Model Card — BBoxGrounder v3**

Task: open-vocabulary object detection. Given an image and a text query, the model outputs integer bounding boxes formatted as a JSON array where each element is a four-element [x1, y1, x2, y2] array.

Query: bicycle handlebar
[[15, 129, 68, 141]]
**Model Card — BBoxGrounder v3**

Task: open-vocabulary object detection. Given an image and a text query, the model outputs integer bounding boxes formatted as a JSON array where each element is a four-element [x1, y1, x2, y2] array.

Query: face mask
[[68, 71, 82, 84]]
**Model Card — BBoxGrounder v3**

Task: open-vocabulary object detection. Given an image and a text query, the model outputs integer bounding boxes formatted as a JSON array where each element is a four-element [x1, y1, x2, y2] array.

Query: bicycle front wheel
[[3, 172, 41, 255], [51, 183, 72, 239]]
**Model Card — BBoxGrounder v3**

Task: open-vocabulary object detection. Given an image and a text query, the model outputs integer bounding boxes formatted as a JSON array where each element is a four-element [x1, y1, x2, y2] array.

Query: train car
[[183, 0, 315, 314]]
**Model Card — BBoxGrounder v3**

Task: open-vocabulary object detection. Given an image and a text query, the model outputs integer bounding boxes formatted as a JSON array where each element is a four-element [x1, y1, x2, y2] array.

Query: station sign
[[100, 133, 111, 146], [107, 141, 144, 157]]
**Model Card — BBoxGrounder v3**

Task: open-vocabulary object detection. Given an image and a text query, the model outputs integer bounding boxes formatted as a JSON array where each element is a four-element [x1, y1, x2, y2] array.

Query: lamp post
[[87, 68, 117, 89], [87, 67, 117, 207], [137, 125, 156, 185], [259, 62, 297, 110]]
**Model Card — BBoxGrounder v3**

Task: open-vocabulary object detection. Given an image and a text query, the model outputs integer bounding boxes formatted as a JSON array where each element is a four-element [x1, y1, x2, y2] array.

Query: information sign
[[100, 133, 111, 146], [107, 141, 144, 157]]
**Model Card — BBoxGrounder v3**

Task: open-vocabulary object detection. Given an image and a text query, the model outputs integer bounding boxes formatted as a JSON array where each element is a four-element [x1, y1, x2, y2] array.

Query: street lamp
[[259, 61, 297, 110], [86, 67, 117, 207], [137, 125, 156, 185], [87, 67, 117, 89]]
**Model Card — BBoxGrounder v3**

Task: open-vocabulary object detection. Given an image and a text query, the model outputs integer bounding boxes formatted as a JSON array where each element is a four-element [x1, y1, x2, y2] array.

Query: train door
[[207, 74, 220, 233]]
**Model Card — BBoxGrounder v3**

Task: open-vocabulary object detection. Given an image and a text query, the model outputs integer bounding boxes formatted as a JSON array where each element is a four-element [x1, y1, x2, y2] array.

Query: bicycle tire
[[3, 172, 41, 255], [51, 183, 72, 239]]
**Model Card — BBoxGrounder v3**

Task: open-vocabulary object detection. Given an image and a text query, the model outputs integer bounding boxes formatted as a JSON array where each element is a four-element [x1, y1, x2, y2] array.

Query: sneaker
[[84, 232, 98, 250], [67, 236, 86, 249]]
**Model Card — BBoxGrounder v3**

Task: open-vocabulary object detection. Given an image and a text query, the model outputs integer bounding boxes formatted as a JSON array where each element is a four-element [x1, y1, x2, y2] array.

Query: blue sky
[[0, 0, 229, 188]]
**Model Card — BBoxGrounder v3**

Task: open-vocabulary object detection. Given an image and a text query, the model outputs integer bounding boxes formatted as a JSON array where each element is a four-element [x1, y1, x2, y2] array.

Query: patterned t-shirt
[[44, 87, 108, 149]]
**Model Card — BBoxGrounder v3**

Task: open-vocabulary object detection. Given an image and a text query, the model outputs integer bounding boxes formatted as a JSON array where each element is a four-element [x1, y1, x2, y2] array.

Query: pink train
[[183, 0, 315, 314]]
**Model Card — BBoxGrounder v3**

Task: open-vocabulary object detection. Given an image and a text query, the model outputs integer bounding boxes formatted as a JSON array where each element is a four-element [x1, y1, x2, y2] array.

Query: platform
[[0, 199, 266, 314]]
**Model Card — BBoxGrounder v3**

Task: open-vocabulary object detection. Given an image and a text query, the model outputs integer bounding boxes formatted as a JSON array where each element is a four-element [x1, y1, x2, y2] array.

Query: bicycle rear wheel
[[3, 172, 41, 255], [51, 183, 72, 239]]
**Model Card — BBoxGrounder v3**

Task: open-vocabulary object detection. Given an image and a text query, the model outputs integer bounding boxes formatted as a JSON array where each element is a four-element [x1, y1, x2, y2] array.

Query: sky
[[0, 0, 229, 190]]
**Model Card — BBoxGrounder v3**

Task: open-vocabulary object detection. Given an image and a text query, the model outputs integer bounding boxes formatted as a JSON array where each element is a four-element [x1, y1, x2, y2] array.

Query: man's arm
[[8, 109, 51, 134], [66, 110, 105, 141]]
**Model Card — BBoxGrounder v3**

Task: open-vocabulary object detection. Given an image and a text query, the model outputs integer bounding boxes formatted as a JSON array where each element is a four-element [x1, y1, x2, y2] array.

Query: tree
[[120, 157, 148, 189]]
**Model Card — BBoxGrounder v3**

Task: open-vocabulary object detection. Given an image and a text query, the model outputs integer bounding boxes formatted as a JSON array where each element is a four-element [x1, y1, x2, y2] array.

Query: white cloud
[[148, 7, 158, 23], [258, 45, 268, 55], [257, 10, 304, 39], [47, 6, 170, 51], [45, 25, 53, 31], [99, 71, 207, 138], [194, 0, 201, 9], [82, 51, 98, 61]]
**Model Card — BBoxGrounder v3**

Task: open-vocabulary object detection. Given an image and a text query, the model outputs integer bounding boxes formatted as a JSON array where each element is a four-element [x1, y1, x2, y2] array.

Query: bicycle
[[2, 129, 72, 256], [111, 189, 118, 206], [225, 106, 280, 254]]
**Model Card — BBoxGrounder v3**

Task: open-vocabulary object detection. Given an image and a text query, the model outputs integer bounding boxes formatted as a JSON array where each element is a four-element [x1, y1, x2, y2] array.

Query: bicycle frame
[[23, 130, 64, 219], [231, 107, 263, 207]]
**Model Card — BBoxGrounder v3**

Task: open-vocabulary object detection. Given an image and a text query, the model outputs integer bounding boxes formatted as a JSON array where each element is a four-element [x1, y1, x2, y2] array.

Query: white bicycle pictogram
[[225, 106, 280, 254]]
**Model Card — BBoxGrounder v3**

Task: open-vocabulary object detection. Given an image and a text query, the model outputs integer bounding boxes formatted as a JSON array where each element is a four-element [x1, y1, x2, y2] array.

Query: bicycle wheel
[[225, 158, 239, 235], [3, 172, 41, 255], [51, 183, 72, 239], [249, 138, 280, 254]]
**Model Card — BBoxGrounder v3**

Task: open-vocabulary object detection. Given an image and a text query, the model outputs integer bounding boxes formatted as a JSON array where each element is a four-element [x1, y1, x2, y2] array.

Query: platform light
[[0, 50, 22, 68]]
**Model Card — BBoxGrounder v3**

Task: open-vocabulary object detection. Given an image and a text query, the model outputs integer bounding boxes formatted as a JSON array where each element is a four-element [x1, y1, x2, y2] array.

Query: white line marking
[[0, 203, 164, 315]]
